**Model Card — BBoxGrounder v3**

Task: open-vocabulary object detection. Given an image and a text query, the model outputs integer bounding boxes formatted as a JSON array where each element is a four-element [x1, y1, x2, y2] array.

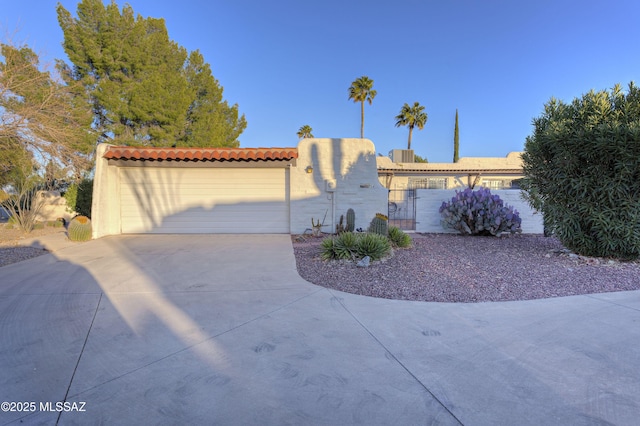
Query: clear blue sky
[[3, 0, 639, 162]]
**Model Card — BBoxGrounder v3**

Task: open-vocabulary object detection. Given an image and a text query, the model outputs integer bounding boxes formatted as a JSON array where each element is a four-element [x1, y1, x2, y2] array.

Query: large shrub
[[521, 83, 640, 259], [62, 183, 78, 213], [64, 178, 93, 218], [439, 187, 522, 236], [76, 179, 93, 218]]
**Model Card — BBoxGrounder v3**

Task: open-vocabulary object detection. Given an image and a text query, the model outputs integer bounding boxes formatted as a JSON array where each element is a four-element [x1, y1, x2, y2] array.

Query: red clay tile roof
[[103, 146, 298, 162]]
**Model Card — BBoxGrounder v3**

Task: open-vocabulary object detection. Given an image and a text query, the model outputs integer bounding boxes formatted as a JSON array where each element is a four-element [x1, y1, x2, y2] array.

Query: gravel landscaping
[[0, 224, 63, 268], [292, 233, 640, 303]]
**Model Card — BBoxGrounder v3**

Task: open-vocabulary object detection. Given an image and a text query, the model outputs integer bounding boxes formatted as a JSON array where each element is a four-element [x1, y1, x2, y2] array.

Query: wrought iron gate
[[388, 189, 416, 231]]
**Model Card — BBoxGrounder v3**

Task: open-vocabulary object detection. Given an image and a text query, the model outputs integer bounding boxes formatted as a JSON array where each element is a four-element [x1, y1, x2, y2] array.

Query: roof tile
[[103, 146, 298, 162]]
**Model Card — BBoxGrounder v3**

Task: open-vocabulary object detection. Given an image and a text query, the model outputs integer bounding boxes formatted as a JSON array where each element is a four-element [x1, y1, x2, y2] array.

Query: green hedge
[[522, 82, 640, 259], [64, 179, 93, 218]]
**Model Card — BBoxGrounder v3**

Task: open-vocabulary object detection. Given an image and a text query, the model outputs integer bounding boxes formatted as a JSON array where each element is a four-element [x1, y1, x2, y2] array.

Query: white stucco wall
[[290, 138, 388, 234], [35, 191, 72, 222], [92, 139, 388, 237], [92, 143, 121, 238], [415, 189, 543, 234]]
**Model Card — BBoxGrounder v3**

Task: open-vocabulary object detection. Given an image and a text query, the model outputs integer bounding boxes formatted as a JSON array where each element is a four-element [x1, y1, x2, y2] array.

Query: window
[[483, 180, 512, 190], [409, 178, 448, 189]]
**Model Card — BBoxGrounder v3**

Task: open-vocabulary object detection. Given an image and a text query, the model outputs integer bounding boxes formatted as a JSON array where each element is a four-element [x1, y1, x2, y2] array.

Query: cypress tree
[[453, 109, 460, 163]]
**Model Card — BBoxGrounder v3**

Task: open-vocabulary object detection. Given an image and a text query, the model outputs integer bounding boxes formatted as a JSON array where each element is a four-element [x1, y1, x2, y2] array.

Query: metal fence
[[388, 189, 416, 231]]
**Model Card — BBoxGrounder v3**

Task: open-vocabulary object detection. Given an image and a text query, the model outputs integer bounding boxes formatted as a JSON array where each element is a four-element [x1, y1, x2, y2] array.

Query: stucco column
[[92, 144, 121, 238]]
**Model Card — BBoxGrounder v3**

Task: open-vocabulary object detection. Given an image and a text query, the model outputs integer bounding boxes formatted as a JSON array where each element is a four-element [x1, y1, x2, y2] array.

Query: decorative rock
[[357, 256, 370, 268], [552, 248, 573, 255]]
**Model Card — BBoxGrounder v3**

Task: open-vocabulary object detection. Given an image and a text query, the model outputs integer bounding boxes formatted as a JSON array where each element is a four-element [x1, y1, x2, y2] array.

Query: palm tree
[[296, 125, 314, 139], [395, 102, 428, 150], [348, 76, 377, 138]]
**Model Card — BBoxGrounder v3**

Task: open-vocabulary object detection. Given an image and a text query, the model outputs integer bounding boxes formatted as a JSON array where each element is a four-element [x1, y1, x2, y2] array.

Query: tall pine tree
[[56, 0, 246, 147], [180, 51, 246, 148], [453, 109, 459, 162]]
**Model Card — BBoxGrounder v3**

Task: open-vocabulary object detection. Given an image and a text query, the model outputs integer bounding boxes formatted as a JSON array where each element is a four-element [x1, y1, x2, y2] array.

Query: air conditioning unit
[[389, 149, 415, 163]]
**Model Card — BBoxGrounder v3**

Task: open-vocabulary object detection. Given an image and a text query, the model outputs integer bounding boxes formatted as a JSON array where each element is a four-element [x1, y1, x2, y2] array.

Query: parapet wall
[[290, 138, 388, 234]]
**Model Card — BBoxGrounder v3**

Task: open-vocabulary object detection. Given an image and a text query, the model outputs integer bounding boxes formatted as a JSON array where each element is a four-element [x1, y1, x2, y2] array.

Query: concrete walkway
[[1, 234, 639, 425]]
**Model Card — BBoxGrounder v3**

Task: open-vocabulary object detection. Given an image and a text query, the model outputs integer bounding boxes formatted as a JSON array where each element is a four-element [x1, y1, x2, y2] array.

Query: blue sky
[[3, 0, 640, 162]]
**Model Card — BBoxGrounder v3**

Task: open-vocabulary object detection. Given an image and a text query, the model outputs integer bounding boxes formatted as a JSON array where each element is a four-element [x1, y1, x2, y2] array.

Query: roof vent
[[389, 149, 415, 163]]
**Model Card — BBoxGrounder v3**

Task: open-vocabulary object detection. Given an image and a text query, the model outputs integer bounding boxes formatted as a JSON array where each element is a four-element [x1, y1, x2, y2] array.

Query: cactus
[[336, 214, 346, 234], [311, 217, 323, 236], [346, 208, 355, 232], [310, 210, 329, 236], [68, 215, 92, 242], [368, 213, 388, 236]]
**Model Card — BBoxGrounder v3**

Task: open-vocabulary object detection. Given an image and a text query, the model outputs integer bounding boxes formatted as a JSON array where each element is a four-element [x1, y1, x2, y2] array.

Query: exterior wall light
[[305, 166, 313, 174]]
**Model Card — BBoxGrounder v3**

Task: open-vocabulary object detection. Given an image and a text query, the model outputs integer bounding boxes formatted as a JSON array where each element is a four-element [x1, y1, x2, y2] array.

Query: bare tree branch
[[1, 40, 95, 180]]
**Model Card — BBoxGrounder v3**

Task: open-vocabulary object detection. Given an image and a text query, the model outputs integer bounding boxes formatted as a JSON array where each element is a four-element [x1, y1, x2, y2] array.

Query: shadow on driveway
[[1, 234, 639, 425]]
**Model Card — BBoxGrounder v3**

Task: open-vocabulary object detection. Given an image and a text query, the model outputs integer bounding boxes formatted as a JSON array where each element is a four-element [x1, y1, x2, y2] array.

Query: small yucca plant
[[356, 233, 391, 260], [321, 231, 391, 261], [388, 226, 412, 248]]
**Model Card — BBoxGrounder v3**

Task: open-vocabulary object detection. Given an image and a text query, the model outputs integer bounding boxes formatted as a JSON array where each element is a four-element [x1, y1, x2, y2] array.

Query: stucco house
[[90, 140, 544, 238], [92, 138, 387, 238], [377, 151, 525, 191], [375, 151, 541, 233]]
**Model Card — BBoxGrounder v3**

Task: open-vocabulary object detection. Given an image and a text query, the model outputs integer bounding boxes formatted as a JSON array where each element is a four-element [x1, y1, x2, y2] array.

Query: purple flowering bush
[[439, 187, 522, 236]]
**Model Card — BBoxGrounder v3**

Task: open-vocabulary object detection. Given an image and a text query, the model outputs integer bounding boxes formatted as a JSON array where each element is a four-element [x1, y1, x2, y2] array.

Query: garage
[[120, 167, 290, 233], [92, 140, 388, 238], [99, 146, 297, 234]]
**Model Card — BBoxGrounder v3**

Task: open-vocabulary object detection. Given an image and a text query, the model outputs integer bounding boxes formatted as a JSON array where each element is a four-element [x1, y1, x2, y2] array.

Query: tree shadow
[[1, 233, 309, 424], [0, 248, 103, 425], [101, 139, 387, 235], [296, 138, 387, 233], [9, 139, 386, 421]]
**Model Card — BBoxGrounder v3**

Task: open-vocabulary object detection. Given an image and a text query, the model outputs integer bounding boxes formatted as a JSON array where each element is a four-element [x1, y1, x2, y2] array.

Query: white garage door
[[119, 167, 289, 233]]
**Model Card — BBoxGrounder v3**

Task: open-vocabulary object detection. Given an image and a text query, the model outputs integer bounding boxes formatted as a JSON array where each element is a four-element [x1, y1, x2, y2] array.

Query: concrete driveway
[[1, 234, 639, 425]]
